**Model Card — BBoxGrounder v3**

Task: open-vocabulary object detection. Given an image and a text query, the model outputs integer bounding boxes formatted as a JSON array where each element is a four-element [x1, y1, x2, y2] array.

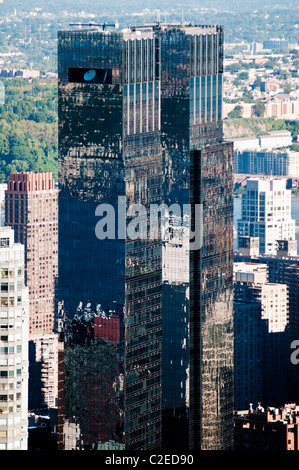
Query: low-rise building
[[234, 403, 299, 450], [232, 130, 293, 153], [265, 97, 299, 119], [234, 149, 299, 177], [258, 130, 293, 149]]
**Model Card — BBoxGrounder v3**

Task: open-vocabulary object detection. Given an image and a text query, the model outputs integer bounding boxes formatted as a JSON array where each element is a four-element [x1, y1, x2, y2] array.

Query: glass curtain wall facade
[[159, 25, 234, 451], [123, 32, 163, 450], [58, 30, 126, 450], [57, 23, 234, 451]]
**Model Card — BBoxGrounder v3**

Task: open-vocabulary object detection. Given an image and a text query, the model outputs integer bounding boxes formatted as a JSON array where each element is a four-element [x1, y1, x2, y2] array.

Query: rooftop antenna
[[69, 22, 119, 30]]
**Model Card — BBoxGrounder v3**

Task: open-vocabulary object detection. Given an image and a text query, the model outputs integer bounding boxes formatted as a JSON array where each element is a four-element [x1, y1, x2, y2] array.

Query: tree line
[[0, 78, 57, 183]]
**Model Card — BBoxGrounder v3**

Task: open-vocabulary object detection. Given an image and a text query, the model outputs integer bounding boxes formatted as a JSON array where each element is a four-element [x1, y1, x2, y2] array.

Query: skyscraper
[[234, 248, 299, 405], [237, 178, 296, 256], [57, 23, 234, 451], [234, 262, 289, 407], [0, 226, 29, 450], [5, 172, 58, 410], [5, 172, 58, 336]]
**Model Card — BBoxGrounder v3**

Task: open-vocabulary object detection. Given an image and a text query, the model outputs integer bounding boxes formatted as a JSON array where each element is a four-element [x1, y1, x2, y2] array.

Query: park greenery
[[0, 78, 57, 183], [0, 75, 298, 185]]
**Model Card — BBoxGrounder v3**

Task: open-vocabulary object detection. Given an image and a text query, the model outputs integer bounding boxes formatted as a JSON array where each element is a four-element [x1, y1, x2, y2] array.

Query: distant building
[[234, 403, 299, 450], [28, 411, 56, 450], [260, 80, 280, 93], [234, 300, 266, 410], [234, 262, 288, 333], [250, 42, 263, 55], [237, 178, 295, 255], [232, 130, 293, 153], [258, 130, 293, 149], [5, 172, 58, 336], [0, 69, 40, 79], [223, 102, 255, 119], [0, 184, 7, 205], [238, 236, 259, 257], [265, 98, 299, 119], [263, 39, 289, 50], [233, 137, 260, 152], [28, 334, 59, 410], [234, 251, 299, 404], [0, 226, 29, 450], [234, 149, 299, 177], [14, 70, 40, 79], [5, 172, 58, 411], [276, 239, 298, 258], [234, 262, 289, 408]]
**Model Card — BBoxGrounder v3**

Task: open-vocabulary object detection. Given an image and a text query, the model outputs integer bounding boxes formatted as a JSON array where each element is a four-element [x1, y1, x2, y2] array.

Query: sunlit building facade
[[0, 227, 29, 450], [5, 172, 58, 336], [237, 178, 295, 256], [57, 23, 234, 451], [5, 172, 59, 411]]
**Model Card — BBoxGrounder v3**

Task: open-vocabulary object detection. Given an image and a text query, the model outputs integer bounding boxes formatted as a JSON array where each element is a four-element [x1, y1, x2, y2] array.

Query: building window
[[0, 238, 9, 248]]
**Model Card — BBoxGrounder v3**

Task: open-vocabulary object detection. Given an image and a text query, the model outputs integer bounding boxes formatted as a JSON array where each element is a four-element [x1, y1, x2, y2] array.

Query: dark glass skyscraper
[[57, 23, 234, 451]]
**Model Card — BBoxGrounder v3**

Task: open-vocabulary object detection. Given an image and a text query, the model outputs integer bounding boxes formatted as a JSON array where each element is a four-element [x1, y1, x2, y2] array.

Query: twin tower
[[57, 23, 234, 451]]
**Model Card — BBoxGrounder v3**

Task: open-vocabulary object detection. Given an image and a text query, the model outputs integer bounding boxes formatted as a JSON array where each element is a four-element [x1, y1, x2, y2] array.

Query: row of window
[[190, 32, 223, 77], [0, 393, 21, 401], [0, 346, 22, 354], [190, 74, 222, 124], [0, 369, 22, 377], [0, 297, 22, 307], [0, 283, 23, 292], [124, 37, 159, 85], [1, 269, 22, 279]]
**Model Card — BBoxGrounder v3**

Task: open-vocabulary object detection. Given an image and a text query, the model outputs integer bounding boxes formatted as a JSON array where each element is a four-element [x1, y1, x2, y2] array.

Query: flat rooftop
[[61, 22, 221, 38]]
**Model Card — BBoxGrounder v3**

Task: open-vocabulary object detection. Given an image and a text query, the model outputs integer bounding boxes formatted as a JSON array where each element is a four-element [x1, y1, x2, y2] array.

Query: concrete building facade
[[5, 172, 58, 336], [0, 226, 29, 450], [234, 149, 299, 178], [232, 130, 293, 153], [234, 262, 289, 408], [5, 172, 59, 411], [237, 178, 295, 255]]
